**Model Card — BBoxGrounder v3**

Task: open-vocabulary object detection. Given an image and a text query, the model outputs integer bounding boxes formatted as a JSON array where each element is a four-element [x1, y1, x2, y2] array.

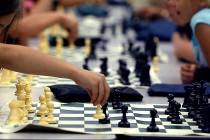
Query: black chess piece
[[145, 35, 158, 59], [167, 100, 176, 121], [117, 59, 127, 75], [165, 94, 175, 115], [201, 104, 210, 133], [188, 84, 200, 118], [88, 44, 97, 60], [171, 102, 183, 124], [135, 53, 149, 78], [83, 58, 90, 70], [100, 57, 109, 76], [140, 63, 151, 86], [182, 85, 193, 108], [118, 105, 130, 128], [99, 103, 110, 124], [112, 90, 123, 109], [147, 109, 159, 132], [119, 66, 131, 85]]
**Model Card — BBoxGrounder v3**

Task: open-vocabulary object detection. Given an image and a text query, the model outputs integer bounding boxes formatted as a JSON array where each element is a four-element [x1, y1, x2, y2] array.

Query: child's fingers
[[91, 85, 99, 105], [101, 79, 110, 106], [94, 80, 105, 105]]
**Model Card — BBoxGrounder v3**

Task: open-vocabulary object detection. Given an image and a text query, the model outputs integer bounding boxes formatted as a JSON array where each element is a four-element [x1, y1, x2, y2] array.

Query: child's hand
[[60, 13, 78, 43], [74, 69, 110, 106], [180, 64, 196, 84]]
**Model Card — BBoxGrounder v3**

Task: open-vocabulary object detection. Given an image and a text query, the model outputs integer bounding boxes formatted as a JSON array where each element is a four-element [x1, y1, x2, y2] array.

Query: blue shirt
[[190, 8, 210, 67]]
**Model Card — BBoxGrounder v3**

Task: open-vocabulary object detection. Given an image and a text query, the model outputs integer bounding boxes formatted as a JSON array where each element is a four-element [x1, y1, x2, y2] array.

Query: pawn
[[171, 102, 183, 124], [147, 109, 159, 132], [47, 102, 57, 124], [93, 105, 105, 119], [37, 95, 47, 116], [99, 103, 110, 124], [39, 104, 48, 125], [118, 105, 130, 128]]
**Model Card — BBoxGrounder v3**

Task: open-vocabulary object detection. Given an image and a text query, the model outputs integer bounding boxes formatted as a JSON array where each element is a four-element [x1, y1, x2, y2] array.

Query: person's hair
[[0, 0, 22, 43]]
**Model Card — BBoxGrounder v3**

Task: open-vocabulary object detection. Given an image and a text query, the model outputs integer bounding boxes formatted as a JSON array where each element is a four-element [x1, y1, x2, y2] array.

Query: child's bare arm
[[0, 44, 110, 105], [12, 12, 78, 42], [195, 24, 210, 67], [172, 32, 196, 63]]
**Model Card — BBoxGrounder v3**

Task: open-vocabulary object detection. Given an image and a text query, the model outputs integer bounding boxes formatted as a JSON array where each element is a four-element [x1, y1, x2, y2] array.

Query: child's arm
[[172, 32, 196, 63], [0, 44, 109, 106], [31, 0, 105, 14], [12, 12, 78, 43], [60, 0, 105, 7], [195, 24, 210, 67]]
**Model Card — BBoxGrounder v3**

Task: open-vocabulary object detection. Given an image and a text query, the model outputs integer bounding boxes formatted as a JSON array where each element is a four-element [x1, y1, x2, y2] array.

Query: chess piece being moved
[[118, 105, 130, 128], [99, 103, 110, 124], [147, 109, 159, 132], [7, 100, 25, 126], [93, 105, 105, 119]]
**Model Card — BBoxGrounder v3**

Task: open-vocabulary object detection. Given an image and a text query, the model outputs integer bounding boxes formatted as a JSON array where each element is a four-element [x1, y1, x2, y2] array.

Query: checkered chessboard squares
[[26, 102, 210, 135]]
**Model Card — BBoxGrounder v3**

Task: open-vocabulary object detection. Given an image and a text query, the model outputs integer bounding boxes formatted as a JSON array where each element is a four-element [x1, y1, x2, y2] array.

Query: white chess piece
[[26, 74, 33, 84], [0, 69, 11, 85], [37, 95, 47, 116], [25, 83, 34, 113], [10, 71, 17, 82], [39, 104, 48, 125], [45, 91, 53, 104], [7, 100, 25, 126], [47, 102, 57, 124], [93, 105, 105, 119], [152, 56, 160, 73], [84, 38, 91, 55], [15, 80, 28, 123], [56, 37, 63, 58]]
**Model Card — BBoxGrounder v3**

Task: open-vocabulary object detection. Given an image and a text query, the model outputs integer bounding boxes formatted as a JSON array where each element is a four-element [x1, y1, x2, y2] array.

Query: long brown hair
[[0, 0, 22, 43]]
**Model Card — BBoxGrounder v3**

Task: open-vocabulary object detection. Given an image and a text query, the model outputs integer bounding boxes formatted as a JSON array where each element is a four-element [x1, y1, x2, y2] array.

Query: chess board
[[0, 47, 161, 88], [2, 102, 210, 136]]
